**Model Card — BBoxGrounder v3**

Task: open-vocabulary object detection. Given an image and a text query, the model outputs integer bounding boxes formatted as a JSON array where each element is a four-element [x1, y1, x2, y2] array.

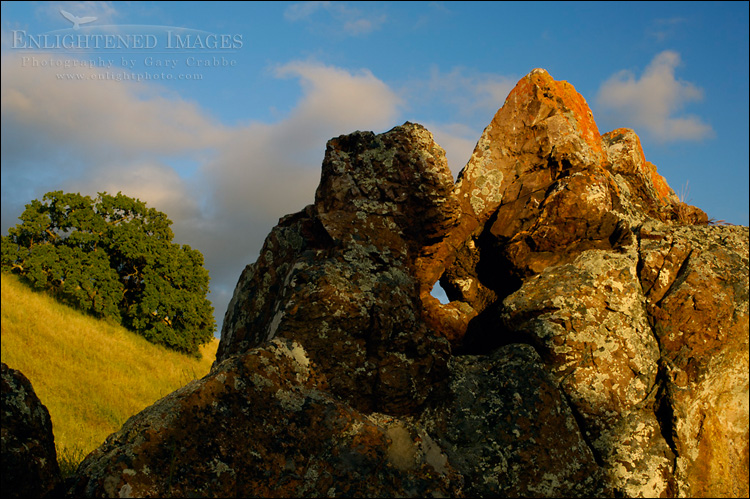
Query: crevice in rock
[[451, 210, 527, 355], [608, 219, 634, 251], [654, 370, 678, 453], [454, 302, 527, 355], [559, 388, 605, 468], [474, 240, 524, 301], [654, 360, 680, 492], [549, 157, 574, 181], [653, 248, 693, 309], [469, 210, 526, 302], [634, 232, 651, 299], [635, 228, 681, 490]]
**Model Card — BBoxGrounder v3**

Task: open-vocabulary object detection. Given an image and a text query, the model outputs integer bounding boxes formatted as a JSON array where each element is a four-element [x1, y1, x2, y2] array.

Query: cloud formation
[[647, 17, 688, 43], [595, 51, 713, 142], [411, 66, 515, 117], [1, 48, 514, 333], [1, 56, 227, 158], [1, 53, 404, 332], [283, 1, 386, 36]]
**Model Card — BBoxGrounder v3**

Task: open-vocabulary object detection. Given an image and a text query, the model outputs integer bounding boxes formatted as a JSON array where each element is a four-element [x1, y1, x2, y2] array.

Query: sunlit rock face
[[65, 69, 747, 498]]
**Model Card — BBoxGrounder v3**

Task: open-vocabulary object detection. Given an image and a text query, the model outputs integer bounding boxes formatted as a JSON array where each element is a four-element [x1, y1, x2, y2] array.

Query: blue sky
[[2, 1, 748, 335]]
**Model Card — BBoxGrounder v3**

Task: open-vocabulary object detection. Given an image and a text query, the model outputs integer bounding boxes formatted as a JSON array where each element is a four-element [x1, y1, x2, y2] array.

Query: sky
[[2, 1, 748, 337]]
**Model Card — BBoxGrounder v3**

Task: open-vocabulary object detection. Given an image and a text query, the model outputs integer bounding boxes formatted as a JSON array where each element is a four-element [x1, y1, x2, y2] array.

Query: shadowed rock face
[[1, 362, 62, 499], [35, 68, 746, 498], [66, 339, 463, 498], [419, 343, 611, 497], [215, 123, 457, 416]]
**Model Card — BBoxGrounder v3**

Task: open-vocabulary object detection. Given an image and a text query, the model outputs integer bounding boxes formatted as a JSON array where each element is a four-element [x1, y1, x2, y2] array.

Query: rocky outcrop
[[67, 339, 461, 497], [641, 222, 749, 497], [215, 123, 457, 416], [1, 362, 62, 499], [66, 69, 748, 497], [419, 343, 611, 497]]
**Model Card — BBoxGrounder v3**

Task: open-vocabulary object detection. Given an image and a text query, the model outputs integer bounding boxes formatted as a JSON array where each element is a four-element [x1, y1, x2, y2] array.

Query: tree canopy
[[1, 191, 215, 356]]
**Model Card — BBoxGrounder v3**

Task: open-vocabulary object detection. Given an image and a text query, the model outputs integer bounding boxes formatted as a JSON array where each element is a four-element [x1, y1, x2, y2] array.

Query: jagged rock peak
[[419, 67, 708, 345]]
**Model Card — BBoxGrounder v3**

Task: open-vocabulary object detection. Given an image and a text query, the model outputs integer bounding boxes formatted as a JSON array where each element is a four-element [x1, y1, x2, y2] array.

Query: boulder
[[1, 362, 62, 499], [427, 69, 705, 345], [68, 339, 461, 498], [216, 123, 457, 416], [66, 68, 748, 498], [640, 221, 749, 497], [419, 343, 611, 497], [499, 245, 674, 497]]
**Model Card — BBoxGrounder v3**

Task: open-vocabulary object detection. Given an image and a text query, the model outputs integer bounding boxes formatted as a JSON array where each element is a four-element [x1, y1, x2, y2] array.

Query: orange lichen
[[551, 78, 603, 157], [606, 126, 672, 204], [645, 162, 672, 201], [506, 69, 604, 162]]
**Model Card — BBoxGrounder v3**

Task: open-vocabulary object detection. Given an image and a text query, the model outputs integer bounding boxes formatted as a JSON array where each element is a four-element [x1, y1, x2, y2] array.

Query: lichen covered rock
[[500, 246, 673, 497], [420, 344, 611, 497], [216, 123, 456, 415], [68, 339, 461, 498], [66, 68, 748, 498], [640, 221, 749, 497]]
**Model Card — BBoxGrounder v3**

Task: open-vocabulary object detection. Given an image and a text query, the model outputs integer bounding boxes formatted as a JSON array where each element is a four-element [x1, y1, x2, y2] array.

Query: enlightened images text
[[11, 30, 243, 50]]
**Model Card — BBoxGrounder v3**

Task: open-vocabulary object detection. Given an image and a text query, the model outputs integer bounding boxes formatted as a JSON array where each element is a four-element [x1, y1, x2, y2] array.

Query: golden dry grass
[[1, 273, 218, 476]]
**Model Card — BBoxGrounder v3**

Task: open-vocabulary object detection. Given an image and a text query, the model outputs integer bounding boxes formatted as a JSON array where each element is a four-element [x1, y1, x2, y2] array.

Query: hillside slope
[[0, 273, 218, 473]]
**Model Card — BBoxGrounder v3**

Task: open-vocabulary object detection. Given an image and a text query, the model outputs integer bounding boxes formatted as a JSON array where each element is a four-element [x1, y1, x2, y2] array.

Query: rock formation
[[4, 68, 747, 498], [1, 362, 62, 498], [215, 123, 458, 416], [66, 339, 462, 497]]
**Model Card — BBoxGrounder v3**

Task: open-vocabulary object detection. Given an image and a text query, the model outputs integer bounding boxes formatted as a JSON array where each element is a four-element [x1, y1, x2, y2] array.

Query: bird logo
[[60, 9, 97, 30]]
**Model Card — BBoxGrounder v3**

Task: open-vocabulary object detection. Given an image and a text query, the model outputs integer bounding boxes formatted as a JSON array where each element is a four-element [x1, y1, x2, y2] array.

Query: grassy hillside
[[0, 273, 219, 475]]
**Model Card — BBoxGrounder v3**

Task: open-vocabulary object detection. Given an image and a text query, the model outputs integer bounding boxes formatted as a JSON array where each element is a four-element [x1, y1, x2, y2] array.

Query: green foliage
[[2, 191, 215, 355]]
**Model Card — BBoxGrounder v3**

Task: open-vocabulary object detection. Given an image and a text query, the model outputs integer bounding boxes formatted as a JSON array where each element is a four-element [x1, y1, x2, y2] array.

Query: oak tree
[[1, 191, 215, 356]]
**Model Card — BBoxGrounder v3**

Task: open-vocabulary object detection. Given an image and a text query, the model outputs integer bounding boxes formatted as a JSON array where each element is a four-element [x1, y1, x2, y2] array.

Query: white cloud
[[0, 53, 228, 163], [595, 51, 714, 142], [423, 122, 478, 177], [342, 16, 386, 36], [283, 2, 386, 36], [274, 61, 401, 133], [67, 161, 203, 223], [1, 53, 404, 333], [283, 1, 331, 22], [647, 17, 688, 43], [401, 66, 515, 121]]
